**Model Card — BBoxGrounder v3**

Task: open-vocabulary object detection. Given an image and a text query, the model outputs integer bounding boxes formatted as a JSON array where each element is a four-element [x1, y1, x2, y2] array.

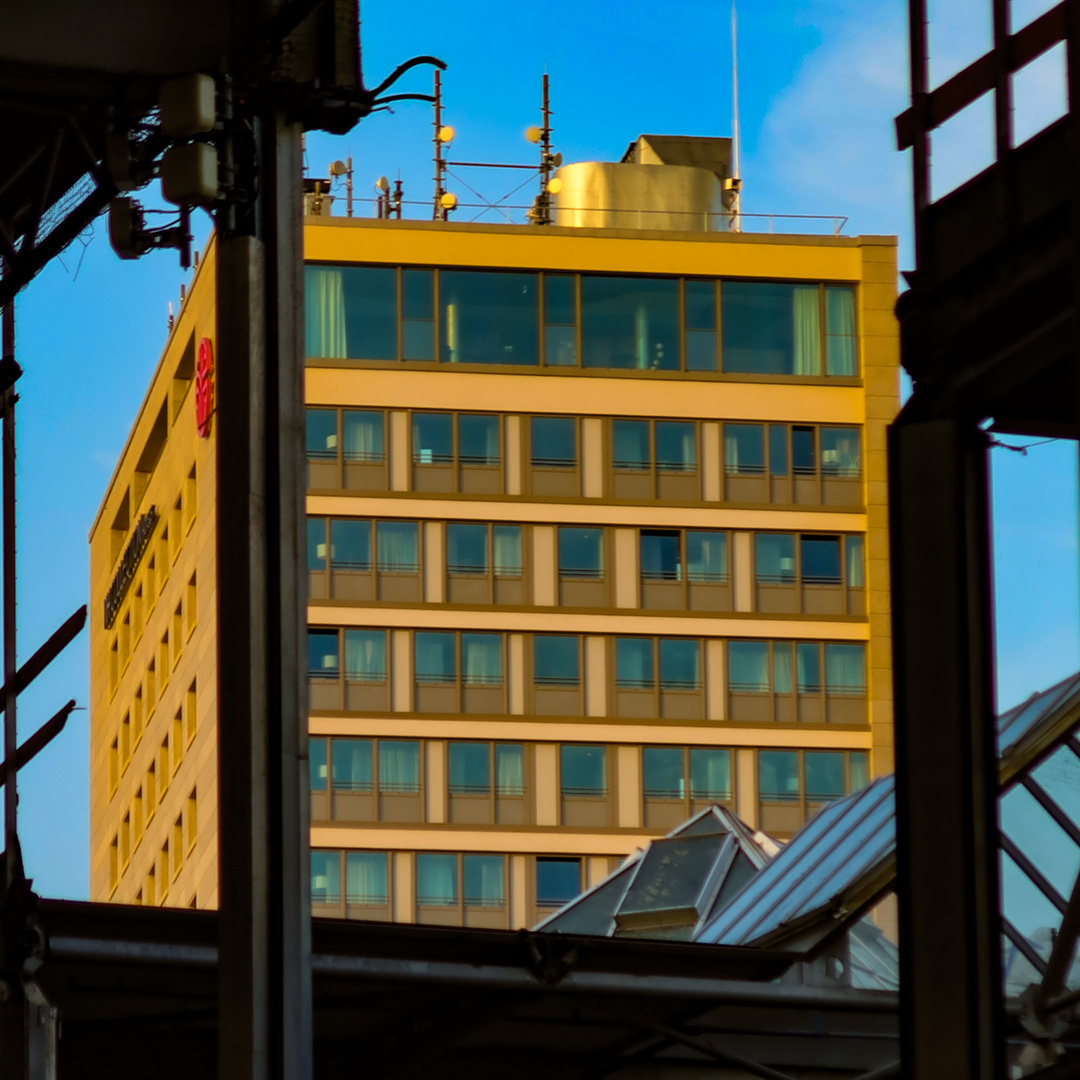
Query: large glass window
[[612, 420, 650, 470], [560, 745, 606, 796], [493, 526, 522, 577], [379, 741, 420, 793], [305, 265, 397, 360], [346, 851, 388, 905], [412, 413, 453, 464], [825, 286, 857, 376], [343, 410, 384, 462], [544, 274, 576, 366], [656, 421, 696, 472], [496, 744, 525, 796], [684, 279, 718, 370], [447, 523, 488, 575], [449, 742, 490, 795], [462, 633, 502, 686], [310, 737, 327, 792], [755, 534, 796, 583], [801, 536, 842, 585], [376, 521, 418, 573], [768, 424, 789, 476], [825, 643, 867, 695], [530, 417, 576, 468], [440, 270, 538, 365], [687, 531, 726, 582], [332, 738, 372, 791], [344, 630, 386, 682], [415, 632, 456, 684], [759, 750, 800, 801], [640, 531, 681, 581], [792, 426, 816, 474], [820, 427, 861, 477], [581, 276, 679, 370], [331, 519, 371, 570], [402, 269, 435, 360], [850, 751, 870, 792], [724, 423, 765, 474], [308, 630, 339, 677], [464, 854, 505, 906], [643, 747, 683, 798], [533, 636, 580, 686], [458, 414, 500, 465], [558, 527, 604, 578], [728, 641, 769, 692], [616, 637, 654, 689], [306, 409, 337, 459], [797, 642, 821, 692], [310, 850, 340, 903], [659, 638, 700, 691], [536, 858, 581, 907], [805, 751, 845, 801], [416, 853, 457, 905], [307, 517, 326, 572], [722, 282, 821, 375], [690, 749, 731, 801]]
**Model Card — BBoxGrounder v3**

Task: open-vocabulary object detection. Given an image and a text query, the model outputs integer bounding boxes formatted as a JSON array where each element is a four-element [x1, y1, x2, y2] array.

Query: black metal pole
[[2, 286, 16, 891]]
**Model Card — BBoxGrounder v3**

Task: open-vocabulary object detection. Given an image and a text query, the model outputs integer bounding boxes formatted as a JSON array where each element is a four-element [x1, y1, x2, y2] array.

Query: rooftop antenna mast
[[432, 70, 456, 219], [526, 74, 561, 226], [729, 0, 743, 232]]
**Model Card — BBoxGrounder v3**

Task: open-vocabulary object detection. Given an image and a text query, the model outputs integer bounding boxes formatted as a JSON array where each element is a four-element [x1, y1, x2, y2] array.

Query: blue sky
[[6, 0, 1076, 899]]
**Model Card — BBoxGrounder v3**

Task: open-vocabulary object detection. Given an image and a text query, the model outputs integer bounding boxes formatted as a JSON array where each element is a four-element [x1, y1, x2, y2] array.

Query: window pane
[[612, 420, 650, 471], [805, 751, 845, 800], [379, 741, 420, 792], [849, 751, 869, 792], [307, 517, 326, 572], [402, 269, 434, 361], [464, 854, 505, 906], [343, 410, 384, 462], [346, 851, 388, 905], [305, 266, 397, 360], [462, 633, 503, 686], [559, 527, 604, 578], [825, 644, 866, 695], [690, 748, 731, 801], [306, 409, 337, 459], [493, 526, 522, 577], [685, 280, 718, 370], [792, 426, 816, 474], [797, 643, 821, 693], [545, 275, 577, 367], [533, 635, 579, 686], [846, 535, 865, 588], [581, 276, 679, 369], [801, 536, 841, 585], [458, 414, 500, 465], [416, 853, 457, 905], [376, 521, 418, 572], [687, 531, 727, 582], [769, 424, 789, 476], [820, 426, 861, 477], [531, 416, 576, 467], [412, 413, 453, 464], [415, 631, 456, 684], [656, 421, 696, 472], [440, 269, 539, 365], [331, 738, 372, 791], [724, 423, 764, 474], [561, 745, 606, 795], [330, 518, 371, 570], [640, 531, 680, 581], [344, 630, 386, 682], [774, 643, 793, 694], [310, 850, 340, 903], [310, 737, 327, 792], [755, 534, 796, 584], [643, 747, 684, 798], [616, 637, 654, 689], [825, 286, 857, 376], [722, 282, 821, 375], [728, 641, 768, 692], [308, 630, 339, 677], [447, 523, 488, 575], [759, 750, 800, 801], [495, 744, 525, 796], [449, 742, 490, 794], [536, 858, 581, 907], [659, 638, 700, 690]]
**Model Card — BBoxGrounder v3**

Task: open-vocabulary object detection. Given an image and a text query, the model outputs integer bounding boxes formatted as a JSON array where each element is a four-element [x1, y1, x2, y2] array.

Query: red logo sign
[[195, 337, 214, 438]]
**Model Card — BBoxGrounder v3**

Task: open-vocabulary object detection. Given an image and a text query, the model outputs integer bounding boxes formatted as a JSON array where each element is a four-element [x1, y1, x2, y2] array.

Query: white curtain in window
[[463, 634, 502, 686], [773, 645, 793, 694], [825, 644, 866, 695], [379, 742, 419, 792], [846, 536, 865, 588], [825, 287, 857, 376], [417, 854, 457, 905], [495, 745, 525, 795], [345, 852, 387, 904], [792, 286, 821, 375], [465, 855, 505, 906], [376, 522, 418, 572], [305, 268, 347, 359], [343, 413, 382, 462], [690, 750, 730, 800], [344, 630, 385, 682], [493, 526, 521, 576]]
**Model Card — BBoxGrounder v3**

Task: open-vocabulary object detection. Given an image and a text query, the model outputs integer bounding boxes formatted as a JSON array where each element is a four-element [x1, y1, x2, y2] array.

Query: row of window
[[108, 786, 197, 900], [307, 517, 866, 615], [305, 266, 858, 378], [310, 737, 868, 833], [305, 409, 862, 507], [308, 629, 868, 724]]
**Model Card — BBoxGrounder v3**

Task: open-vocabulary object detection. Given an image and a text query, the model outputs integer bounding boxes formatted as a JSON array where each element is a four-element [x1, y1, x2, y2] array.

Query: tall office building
[[89, 135, 898, 928]]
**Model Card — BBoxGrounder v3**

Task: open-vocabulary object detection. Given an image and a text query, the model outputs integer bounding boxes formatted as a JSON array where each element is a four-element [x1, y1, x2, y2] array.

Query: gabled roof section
[[997, 671, 1080, 784]]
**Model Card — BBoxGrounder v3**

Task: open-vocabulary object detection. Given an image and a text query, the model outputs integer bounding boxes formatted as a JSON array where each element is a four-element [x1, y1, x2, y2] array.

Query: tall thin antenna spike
[[731, 0, 742, 231]]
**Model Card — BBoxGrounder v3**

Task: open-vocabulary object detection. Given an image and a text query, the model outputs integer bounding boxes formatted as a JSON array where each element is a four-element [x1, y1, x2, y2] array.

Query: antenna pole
[[433, 69, 447, 221], [730, 0, 742, 232], [535, 73, 553, 226], [346, 155, 353, 218]]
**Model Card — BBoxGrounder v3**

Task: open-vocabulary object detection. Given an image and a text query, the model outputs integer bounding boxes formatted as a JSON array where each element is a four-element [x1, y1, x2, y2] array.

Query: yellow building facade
[[89, 166, 898, 926]]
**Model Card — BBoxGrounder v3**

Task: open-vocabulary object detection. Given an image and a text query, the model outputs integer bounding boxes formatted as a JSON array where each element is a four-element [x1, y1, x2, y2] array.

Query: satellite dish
[[439, 125, 455, 143], [375, 176, 390, 193], [551, 152, 563, 168], [329, 160, 348, 176], [525, 126, 542, 144], [440, 192, 458, 210], [547, 177, 563, 195]]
